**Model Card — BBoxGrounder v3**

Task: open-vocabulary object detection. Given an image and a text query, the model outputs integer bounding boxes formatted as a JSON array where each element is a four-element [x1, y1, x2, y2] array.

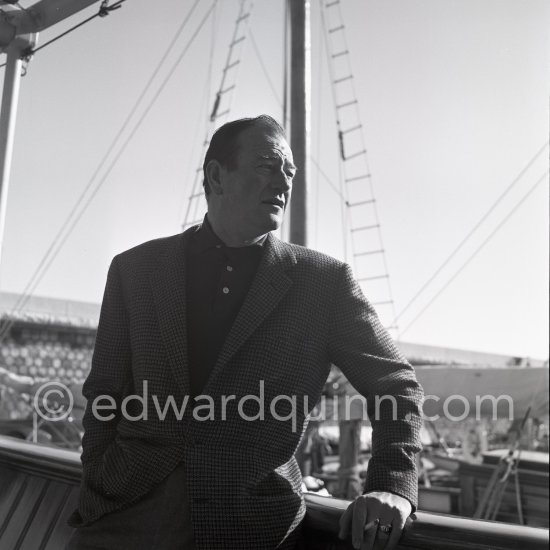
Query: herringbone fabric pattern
[[74, 224, 423, 549]]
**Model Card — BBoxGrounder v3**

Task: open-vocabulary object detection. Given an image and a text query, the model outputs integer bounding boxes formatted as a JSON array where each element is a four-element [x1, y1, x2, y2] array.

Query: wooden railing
[[0, 436, 548, 550], [304, 493, 549, 550], [0, 436, 81, 549]]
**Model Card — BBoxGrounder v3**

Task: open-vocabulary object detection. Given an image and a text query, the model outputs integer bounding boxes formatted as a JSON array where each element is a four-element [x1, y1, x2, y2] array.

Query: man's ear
[[205, 160, 225, 196]]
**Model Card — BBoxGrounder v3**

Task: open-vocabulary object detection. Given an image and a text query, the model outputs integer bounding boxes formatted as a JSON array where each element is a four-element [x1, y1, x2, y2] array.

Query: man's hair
[[202, 114, 286, 196]]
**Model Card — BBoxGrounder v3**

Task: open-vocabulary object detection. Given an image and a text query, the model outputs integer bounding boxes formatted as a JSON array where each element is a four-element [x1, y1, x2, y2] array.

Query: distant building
[[1, 292, 546, 387]]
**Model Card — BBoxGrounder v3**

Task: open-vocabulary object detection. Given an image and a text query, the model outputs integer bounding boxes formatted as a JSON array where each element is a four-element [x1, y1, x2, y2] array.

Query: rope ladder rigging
[[182, 0, 254, 230], [321, 0, 398, 333]]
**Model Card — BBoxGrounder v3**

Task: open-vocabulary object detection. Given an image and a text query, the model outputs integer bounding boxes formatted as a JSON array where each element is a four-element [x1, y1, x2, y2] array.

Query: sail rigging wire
[[282, 0, 289, 130], [176, 4, 218, 225], [310, 156, 345, 201], [0, 1, 215, 343], [248, 28, 282, 107], [320, 0, 398, 332], [30, 0, 126, 55], [392, 141, 549, 327], [177, 81, 210, 224], [319, 3, 348, 262], [314, 10, 324, 249], [278, 0, 289, 239], [209, 0, 251, 123], [399, 170, 549, 337], [204, 3, 218, 132], [524, 365, 550, 418], [0, 0, 126, 69], [182, 0, 254, 230], [182, 0, 257, 228], [236, 5, 286, 238]]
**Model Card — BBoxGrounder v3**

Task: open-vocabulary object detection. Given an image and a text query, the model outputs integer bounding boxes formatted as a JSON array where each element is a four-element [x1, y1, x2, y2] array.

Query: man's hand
[[338, 491, 411, 550]]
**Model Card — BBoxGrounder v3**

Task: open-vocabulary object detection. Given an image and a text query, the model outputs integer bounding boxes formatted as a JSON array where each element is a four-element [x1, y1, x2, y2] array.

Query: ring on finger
[[379, 524, 393, 534], [363, 519, 379, 531]]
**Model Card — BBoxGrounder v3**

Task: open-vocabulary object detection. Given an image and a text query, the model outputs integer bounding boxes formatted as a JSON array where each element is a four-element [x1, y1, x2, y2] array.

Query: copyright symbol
[[33, 382, 74, 422]]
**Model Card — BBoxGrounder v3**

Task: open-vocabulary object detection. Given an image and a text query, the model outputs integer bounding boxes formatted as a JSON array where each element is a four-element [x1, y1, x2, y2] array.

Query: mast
[[0, 0, 101, 272], [288, 0, 310, 247], [0, 35, 35, 271]]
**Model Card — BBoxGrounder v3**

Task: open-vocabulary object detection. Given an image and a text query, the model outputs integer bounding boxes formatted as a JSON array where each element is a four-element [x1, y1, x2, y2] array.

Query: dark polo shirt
[[185, 217, 265, 397]]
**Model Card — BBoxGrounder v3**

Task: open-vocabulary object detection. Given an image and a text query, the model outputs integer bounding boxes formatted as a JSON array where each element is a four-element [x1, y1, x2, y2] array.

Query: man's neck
[[206, 215, 267, 248]]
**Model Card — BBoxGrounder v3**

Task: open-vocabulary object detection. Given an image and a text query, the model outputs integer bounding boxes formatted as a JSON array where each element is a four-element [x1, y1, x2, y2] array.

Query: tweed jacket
[[74, 224, 423, 549]]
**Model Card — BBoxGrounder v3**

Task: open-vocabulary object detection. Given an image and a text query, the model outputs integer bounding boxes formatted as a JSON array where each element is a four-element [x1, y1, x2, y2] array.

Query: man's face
[[218, 125, 296, 237]]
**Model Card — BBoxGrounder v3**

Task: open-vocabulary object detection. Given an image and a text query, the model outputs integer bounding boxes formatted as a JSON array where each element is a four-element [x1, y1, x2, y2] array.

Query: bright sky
[[0, 0, 548, 359]]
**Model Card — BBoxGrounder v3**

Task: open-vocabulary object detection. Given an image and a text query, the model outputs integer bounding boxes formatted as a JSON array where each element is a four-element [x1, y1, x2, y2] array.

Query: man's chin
[[246, 212, 284, 238], [265, 213, 284, 231]]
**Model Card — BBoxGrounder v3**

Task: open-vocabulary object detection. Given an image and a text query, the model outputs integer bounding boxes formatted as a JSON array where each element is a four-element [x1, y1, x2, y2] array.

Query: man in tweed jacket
[[68, 115, 423, 550]]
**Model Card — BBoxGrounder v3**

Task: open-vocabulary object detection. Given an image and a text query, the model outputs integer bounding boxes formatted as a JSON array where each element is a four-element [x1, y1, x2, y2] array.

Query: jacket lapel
[[150, 225, 199, 396], [204, 233, 296, 391]]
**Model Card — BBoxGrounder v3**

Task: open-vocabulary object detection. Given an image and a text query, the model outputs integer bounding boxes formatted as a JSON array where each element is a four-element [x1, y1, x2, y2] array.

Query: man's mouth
[[263, 198, 285, 208]]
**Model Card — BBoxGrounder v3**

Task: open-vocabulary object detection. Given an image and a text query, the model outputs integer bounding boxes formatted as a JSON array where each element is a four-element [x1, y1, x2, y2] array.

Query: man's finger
[[363, 520, 378, 532], [338, 503, 353, 540], [352, 499, 367, 549], [383, 517, 406, 550], [360, 518, 378, 550]]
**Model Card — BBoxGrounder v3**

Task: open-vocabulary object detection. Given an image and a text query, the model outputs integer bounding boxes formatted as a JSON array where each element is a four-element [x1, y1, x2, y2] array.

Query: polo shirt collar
[[192, 215, 267, 255]]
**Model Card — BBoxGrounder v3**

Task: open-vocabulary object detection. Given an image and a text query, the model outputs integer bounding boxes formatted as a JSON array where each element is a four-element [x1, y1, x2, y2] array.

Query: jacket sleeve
[[328, 262, 424, 510], [80, 256, 132, 477]]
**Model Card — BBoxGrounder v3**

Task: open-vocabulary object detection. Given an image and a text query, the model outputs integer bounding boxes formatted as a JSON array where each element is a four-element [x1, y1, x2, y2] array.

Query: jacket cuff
[[363, 459, 418, 512]]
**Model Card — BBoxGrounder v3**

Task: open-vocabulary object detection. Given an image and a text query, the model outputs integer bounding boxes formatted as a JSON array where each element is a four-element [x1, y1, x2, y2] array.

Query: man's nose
[[270, 169, 292, 192]]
